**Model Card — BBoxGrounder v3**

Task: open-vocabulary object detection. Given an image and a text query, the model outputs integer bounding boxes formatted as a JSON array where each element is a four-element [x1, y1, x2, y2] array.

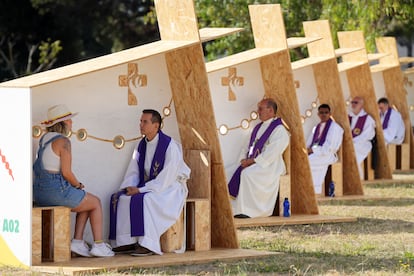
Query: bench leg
[[160, 209, 185, 253], [32, 208, 42, 265], [53, 207, 71, 262], [186, 200, 210, 251]]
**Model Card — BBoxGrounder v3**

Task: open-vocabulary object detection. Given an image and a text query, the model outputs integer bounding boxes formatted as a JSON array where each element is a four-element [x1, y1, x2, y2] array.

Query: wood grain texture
[[165, 44, 238, 249], [184, 150, 211, 199], [155, 0, 199, 41], [303, 20, 336, 58], [248, 4, 287, 49], [160, 210, 184, 253]]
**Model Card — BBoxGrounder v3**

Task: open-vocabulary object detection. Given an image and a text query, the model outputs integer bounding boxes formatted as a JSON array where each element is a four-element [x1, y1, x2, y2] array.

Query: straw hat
[[41, 104, 78, 127]]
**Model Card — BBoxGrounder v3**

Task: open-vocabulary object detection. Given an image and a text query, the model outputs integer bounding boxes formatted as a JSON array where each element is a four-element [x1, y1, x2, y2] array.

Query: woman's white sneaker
[[90, 242, 115, 257], [71, 240, 92, 257]]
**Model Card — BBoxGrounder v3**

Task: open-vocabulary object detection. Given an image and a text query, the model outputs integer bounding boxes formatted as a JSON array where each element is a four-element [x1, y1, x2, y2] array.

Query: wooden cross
[[221, 67, 244, 101], [118, 63, 147, 105]]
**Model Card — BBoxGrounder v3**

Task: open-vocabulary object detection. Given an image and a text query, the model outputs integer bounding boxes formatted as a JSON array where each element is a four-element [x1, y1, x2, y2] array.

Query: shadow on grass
[[319, 197, 414, 207]]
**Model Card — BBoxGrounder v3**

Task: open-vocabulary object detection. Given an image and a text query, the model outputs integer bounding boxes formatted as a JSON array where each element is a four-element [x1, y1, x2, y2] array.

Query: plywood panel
[[199, 28, 244, 43], [32, 208, 42, 265], [0, 41, 196, 88], [206, 48, 283, 73], [387, 144, 397, 171], [287, 37, 322, 49], [248, 4, 287, 49], [337, 31, 368, 63], [155, 0, 199, 41], [303, 20, 335, 58], [53, 207, 71, 262], [312, 59, 363, 195], [260, 51, 319, 215], [160, 210, 184, 253], [346, 63, 392, 179], [165, 44, 238, 249], [400, 143, 410, 170], [331, 162, 343, 196], [278, 175, 291, 216], [184, 149, 211, 199], [32, 249, 275, 275], [376, 37, 400, 67], [194, 200, 211, 251]]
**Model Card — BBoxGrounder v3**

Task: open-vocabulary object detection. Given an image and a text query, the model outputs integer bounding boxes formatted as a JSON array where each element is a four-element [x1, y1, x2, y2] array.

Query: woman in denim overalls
[[33, 104, 114, 257]]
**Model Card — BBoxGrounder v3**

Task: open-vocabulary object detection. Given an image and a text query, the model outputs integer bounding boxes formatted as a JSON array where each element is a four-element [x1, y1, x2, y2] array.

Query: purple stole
[[381, 108, 392, 129], [349, 114, 368, 138], [311, 118, 332, 146], [109, 131, 171, 239], [228, 118, 283, 197]]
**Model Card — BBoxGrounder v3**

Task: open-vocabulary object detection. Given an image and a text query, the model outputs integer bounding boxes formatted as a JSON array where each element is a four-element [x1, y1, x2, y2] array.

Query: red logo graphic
[[0, 149, 14, 181]]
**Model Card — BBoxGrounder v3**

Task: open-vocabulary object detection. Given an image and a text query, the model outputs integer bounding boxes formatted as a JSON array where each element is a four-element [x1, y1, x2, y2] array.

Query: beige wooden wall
[[156, 0, 238, 248]]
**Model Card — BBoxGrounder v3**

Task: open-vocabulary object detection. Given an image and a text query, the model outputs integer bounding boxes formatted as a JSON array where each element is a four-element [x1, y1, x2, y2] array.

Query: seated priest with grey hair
[[228, 98, 290, 218], [377, 97, 405, 145], [306, 104, 344, 195], [109, 109, 190, 256], [348, 96, 376, 179]]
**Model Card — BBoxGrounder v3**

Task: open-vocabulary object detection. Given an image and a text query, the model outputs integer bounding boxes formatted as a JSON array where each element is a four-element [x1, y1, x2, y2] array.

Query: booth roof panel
[[370, 63, 397, 73], [287, 37, 322, 49], [338, 61, 366, 72], [368, 53, 390, 62], [0, 40, 198, 88], [199, 27, 244, 43], [205, 48, 284, 73], [399, 57, 414, 65], [403, 67, 414, 75], [291, 56, 331, 70], [334, 47, 364, 58]]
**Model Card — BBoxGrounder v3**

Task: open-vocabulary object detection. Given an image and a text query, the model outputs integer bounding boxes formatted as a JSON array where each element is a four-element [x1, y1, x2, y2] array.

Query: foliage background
[[0, 0, 413, 81]]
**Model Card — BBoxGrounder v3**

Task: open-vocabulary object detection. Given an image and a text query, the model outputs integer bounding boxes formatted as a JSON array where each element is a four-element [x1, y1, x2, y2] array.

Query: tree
[[0, 0, 158, 81]]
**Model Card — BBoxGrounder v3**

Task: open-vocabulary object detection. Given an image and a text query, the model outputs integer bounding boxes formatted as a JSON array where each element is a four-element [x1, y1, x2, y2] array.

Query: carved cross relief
[[118, 63, 147, 105], [221, 67, 244, 101]]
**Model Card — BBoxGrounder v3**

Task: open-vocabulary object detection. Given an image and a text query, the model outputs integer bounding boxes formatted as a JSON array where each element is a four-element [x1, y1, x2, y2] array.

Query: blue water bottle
[[328, 181, 335, 197], [283, 197, 290, 217]]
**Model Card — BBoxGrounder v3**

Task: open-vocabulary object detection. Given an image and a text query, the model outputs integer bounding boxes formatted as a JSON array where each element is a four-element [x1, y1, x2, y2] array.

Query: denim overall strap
[[33, 134, 63, 173]]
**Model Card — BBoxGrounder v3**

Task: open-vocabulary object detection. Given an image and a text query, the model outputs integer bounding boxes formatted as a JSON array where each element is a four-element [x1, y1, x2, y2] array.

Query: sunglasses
[[318, 111, 330, 114], [351, 101, 359, 104]]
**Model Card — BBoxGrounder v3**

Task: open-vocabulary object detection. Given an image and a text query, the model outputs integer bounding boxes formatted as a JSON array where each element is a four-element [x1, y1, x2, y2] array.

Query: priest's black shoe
[[234, 214, 250, 218]]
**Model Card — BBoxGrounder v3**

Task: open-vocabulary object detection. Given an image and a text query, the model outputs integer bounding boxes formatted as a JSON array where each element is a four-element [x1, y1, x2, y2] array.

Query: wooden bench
[[387, 143, 410, 171], [323, 147, 343, 197], [363, 152, 375, 180], [32, 206, 71, 265], [160, 197, 211, 252], [272, 143, 291, 216]]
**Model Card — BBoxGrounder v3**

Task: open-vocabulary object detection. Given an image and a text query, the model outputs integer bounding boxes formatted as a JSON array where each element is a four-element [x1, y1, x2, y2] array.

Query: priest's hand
[[241, 158, 255, 168], [125, 186, 140, 196]]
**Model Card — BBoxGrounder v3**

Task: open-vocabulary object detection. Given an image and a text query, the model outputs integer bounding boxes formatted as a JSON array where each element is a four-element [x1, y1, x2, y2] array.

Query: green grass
[[2, 178, 414, 275]]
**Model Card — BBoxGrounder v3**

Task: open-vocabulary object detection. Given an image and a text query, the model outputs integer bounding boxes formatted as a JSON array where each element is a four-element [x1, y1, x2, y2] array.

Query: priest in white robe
[[229, 98, 289, 218], [348, 97, 376, 178], [109, 109, 189, 256], [307, 104, 344, 195], [378, 97, 405, 145]]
